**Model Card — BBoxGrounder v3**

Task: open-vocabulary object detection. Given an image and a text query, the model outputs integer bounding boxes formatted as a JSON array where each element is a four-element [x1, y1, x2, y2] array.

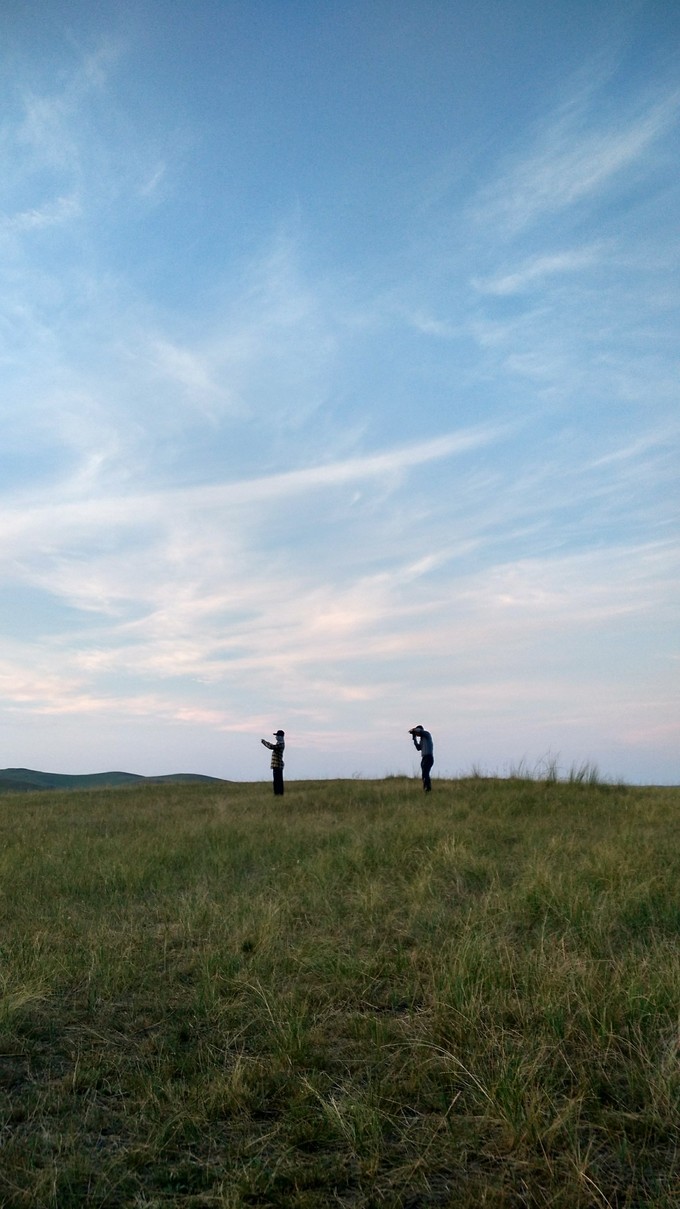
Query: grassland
[[0, 774, 677, 1207]]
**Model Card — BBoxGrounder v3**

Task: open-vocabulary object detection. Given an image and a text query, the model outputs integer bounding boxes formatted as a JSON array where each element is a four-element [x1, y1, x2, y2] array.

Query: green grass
[[0, 775, 677, 1207]]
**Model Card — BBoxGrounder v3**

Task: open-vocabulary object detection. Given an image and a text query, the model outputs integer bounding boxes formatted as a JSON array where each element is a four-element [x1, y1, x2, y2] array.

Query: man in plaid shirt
[[261, 729, 285, 796]]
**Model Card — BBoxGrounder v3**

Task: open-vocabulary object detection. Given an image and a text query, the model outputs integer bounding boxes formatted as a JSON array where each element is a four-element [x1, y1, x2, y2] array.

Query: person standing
[[409, 725, 434, 791], [261, 729, 285, 795]]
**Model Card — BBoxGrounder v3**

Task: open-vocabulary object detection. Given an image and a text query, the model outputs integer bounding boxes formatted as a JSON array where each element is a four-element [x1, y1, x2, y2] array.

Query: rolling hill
[[0, 767, 228, 793]]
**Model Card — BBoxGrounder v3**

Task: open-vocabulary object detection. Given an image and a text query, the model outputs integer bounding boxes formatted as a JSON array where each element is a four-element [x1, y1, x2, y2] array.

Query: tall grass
[[0, 775, 677, 1206]]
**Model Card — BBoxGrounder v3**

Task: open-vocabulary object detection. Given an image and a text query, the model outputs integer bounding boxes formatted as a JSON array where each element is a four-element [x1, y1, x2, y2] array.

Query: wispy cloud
[[14, 91, 76, 174], [0, 425, 504, 556], [138, 162, 167, 198], [473, 88, 679, 234], [1, 193, 80, 232], [144, 337, 227, 412], [472, 246, 603, 295]]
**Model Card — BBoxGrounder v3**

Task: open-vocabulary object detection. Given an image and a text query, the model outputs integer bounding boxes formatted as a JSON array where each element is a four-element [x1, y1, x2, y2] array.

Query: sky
[[1, 1, 678, 784]]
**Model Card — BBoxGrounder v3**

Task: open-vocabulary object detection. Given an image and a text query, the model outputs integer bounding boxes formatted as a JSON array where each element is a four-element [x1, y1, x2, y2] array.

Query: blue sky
[[1, 1, 678, 783]]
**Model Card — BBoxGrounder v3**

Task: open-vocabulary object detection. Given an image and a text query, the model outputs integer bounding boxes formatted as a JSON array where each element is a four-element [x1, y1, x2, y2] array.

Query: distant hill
[[0, 768, 229, 793]]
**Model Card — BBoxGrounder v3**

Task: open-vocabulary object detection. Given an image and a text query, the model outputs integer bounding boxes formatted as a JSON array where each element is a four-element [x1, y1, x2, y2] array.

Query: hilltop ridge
[[0, 768, 228, 793]]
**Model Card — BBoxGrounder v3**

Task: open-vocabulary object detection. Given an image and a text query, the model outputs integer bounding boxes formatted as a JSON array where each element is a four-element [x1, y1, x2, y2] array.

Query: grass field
[[0, 774, 678, 1207]]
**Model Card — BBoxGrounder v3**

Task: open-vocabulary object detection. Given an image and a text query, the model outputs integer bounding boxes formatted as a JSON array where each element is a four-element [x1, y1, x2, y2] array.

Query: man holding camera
[[409, 725, 434, 791], [261, 729, 285, 795]]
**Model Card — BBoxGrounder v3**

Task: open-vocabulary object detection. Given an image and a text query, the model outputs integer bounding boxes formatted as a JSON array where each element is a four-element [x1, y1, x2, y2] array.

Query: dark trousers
[[273, 768, 284, 796], [421, 754, 434, 791]]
